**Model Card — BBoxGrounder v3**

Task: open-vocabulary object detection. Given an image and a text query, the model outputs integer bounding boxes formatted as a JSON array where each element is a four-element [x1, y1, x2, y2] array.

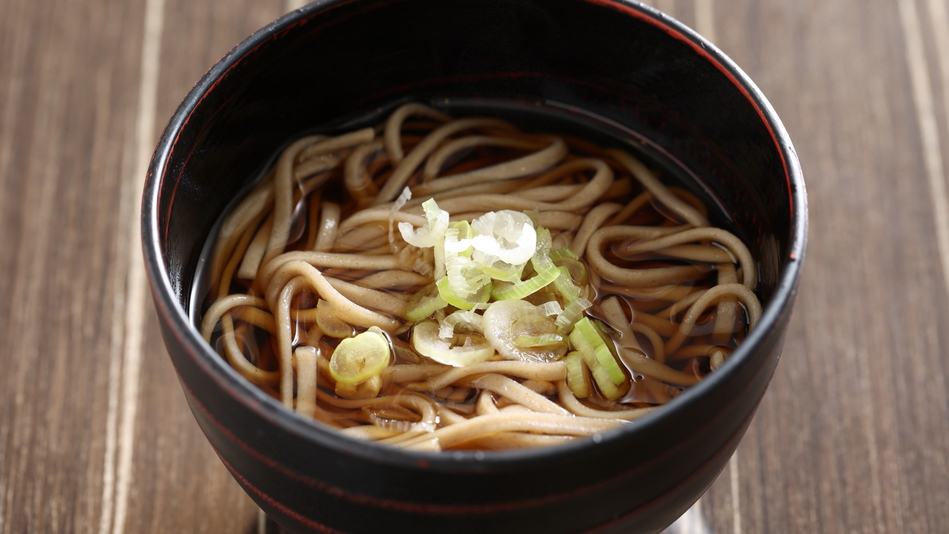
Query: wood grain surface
[[2, 0, 948, 532]]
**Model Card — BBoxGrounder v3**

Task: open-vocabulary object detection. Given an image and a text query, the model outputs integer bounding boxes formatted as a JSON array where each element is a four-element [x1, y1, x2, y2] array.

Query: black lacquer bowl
[[141, 1, 806, 533]]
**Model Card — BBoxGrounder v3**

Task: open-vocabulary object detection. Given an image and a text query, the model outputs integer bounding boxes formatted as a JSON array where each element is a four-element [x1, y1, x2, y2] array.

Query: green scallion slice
[[564, 351, 591, 398], [491, 264, 560, 301]]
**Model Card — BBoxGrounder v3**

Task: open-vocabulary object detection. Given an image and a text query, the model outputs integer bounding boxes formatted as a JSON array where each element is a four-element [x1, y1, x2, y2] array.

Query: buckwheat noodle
[[199, 103, 762, 451]]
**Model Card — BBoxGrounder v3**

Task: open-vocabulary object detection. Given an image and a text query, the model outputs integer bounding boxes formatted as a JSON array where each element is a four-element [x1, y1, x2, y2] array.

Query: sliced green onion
[[539, 300, 563, 317], [469, 210, 537, 265], [564, 351, 591, 398], [514, 333, 565, 348], [482, 299, 565, 362], [328, 326, 391, 385], [476, 255, 523, 282], [555, 257, 587, 283], [398, 198, 450, 279], [549, 246, 579, 262], [553, 265, 582, 302], [438, 309, 484, 340], [531, 227, 554, 270], [316, 299, 356, 339], [437, 276, 490, 310], [587, 355, 628, 400], [491, 264, 560, 300], [531, 228, 581, 303], [388, 187, 413, 247], [398, 198, 449, 248], [555, 297, 592, 335], [443, 221, 491, 300], [411, 320, 495, 367], [569, 317, 626, 385], [444, 220, 475, 251], [569, 328, 628, 401], [335, 374, 383, 400], [405, 290, 448, 322]]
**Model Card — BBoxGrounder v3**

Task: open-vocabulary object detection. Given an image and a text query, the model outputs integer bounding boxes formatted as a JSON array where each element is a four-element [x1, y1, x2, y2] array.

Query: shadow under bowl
[[141, 1, 807, 533]]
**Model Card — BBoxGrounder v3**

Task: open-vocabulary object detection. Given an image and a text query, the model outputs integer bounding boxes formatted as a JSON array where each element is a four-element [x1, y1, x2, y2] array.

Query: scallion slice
[[411, 320, 495, 367], [437, 276, 490, 310], [328, 326, 391, 385], [490, 264, 560, 301], [514, 333, 566, 348], [564, 351, 591, 398], [570, 317, 626, 385], [406, 291, 448, 322], [555, 297, 592, 335]]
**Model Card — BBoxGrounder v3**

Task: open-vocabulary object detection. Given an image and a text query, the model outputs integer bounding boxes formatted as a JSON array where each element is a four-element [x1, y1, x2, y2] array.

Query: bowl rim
[[142, 0, 807, 473]]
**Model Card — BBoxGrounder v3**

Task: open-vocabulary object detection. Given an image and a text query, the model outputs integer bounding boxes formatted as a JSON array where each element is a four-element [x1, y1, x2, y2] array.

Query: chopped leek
[[564, 351, 591, 398], [443, 220, 475, 250], [398, 198, 449, 278], [329, 326, 391, 385], [569, 317, 626, 385], [555, 297, 592, 335], [436, 276, 490, 310], [399, 204, 606, 374], [514, 333, 566, 348], [538, 300, 563, 317], [553, 266, 582, 302], [482, 299, 566, 362], [335, 374, 383, 400], [583, 351, 629, 401], [405, 290, 448, 322], [438, 309, 484, 340], [531, 227, 554, 270], [388, 187, 413, 247], [549, 246, 578, 262], [398, 198, 448, 248], [555, 258, 587, 284], [490, 264, 560, 301], [316, 299, 356, 339], [531, 228, 581, 303], [476, 256, 524, 282], [411, 320, 495, 367], [469, 210, 537, 265], [569, 326, 628, 401], [443, 221, 491, 301]]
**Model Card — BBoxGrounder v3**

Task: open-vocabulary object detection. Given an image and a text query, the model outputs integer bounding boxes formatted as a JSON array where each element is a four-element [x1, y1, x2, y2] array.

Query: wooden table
[[2, 0, 948, 532]]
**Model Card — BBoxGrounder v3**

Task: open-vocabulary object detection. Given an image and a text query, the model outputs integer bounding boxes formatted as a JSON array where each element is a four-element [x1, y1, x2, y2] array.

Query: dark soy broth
[[191, 99, 759, 451]]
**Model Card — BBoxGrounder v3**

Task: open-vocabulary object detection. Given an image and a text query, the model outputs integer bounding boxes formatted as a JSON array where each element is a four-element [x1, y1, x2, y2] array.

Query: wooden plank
[[120, 1, 287, 533], [0, 0, 147, 532], [153, 0, 289, 121], [714, 0, 949, 532]]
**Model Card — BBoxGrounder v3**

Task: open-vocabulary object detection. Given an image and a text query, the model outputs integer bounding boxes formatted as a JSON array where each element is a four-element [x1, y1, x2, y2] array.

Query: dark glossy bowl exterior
[[142, 1, 806, 533]]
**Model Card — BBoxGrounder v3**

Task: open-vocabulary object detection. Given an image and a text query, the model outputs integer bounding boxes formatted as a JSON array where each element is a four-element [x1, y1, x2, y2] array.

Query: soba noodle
[[199, 103, 761, 451]]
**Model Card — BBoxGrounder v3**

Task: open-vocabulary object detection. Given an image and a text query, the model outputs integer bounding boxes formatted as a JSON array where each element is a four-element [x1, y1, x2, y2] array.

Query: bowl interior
[[153, 0, 798, 319]]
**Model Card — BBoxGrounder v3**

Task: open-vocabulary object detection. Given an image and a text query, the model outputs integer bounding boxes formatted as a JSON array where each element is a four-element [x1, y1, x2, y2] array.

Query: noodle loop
[[200, 103, 763, 451]]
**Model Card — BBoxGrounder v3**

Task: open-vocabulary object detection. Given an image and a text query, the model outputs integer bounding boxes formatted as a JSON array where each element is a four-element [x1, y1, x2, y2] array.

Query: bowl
[[141, 1, 807, 533]]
